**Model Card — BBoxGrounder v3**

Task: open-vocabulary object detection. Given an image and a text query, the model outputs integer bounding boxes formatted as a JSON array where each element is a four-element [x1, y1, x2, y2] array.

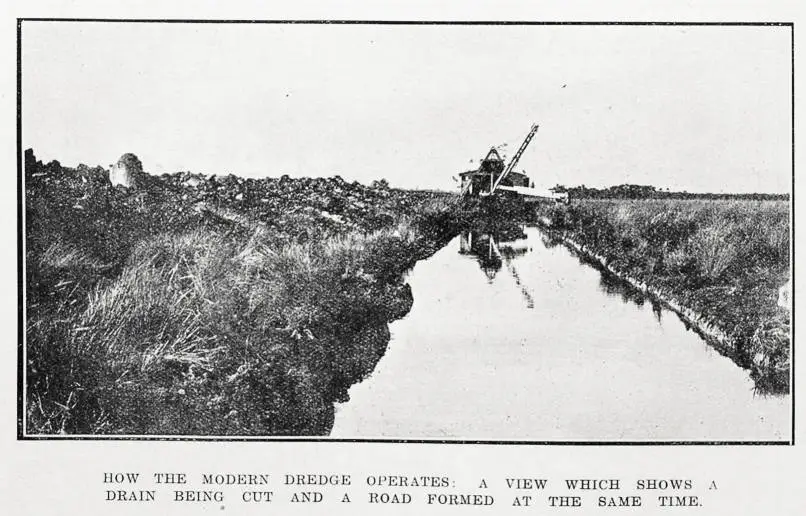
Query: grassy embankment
[[25, 151, 463, 435], [537, 199, 790, 394]]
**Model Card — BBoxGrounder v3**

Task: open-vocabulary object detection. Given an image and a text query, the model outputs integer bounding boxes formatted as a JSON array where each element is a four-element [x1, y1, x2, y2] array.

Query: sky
[[22, 22, 792, 193]]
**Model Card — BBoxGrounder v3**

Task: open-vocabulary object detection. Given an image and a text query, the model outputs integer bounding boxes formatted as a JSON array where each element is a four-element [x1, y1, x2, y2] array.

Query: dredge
[[459, 124, 566, 201]]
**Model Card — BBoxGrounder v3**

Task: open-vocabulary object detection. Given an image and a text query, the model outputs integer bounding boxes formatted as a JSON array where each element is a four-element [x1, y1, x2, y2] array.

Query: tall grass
[[547, 199, 789, 282], [26, 218, 443, 435]]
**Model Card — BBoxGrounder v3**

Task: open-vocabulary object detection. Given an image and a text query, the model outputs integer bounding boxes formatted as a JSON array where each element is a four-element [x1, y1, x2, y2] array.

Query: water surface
[[332, 227, 790, 441]]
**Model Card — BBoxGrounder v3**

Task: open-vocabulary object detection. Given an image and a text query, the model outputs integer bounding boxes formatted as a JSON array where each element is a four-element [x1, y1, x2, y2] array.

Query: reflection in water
[[333, 226, 789, 440], [458, 232, 502, 281], [545, 235, 666, 324], [597, 269, 664, 323], [459, 229, 534, 308], [461, 228, 665, 321]]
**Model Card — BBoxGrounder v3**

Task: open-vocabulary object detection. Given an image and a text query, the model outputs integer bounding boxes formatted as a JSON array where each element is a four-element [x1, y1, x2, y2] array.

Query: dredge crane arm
[[491, 124, 539, 193]]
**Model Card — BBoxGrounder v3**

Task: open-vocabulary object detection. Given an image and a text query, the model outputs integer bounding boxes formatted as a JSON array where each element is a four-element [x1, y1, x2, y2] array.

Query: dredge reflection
[[459, 228, 535, 308]]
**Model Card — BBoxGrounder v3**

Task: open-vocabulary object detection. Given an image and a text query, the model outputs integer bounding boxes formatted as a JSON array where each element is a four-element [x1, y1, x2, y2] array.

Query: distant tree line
[[549, 183, 790, 201]]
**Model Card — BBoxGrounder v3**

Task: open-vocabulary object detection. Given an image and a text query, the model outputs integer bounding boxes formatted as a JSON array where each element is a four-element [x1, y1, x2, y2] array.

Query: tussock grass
[[547, 199, 789, 281], [26, 218, 445, 435], [39, 240, 110, 273], [688, 224, 738, 280]]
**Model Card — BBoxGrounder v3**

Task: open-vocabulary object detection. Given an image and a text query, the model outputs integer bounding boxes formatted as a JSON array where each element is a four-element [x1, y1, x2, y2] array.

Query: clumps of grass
[[540, 199, 790, 393], [39, 240, 109, 273], [26, 218, 441, 435], [25, 154, 466, 435], [748, 310, 790, 393], [688, 224, 739, 280]]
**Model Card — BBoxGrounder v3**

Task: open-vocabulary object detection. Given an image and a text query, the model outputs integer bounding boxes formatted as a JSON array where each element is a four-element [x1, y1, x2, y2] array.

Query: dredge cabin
[[458, 123, 568, 202], [459, 148, 532, 196], [459, 123, 540, 197]]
